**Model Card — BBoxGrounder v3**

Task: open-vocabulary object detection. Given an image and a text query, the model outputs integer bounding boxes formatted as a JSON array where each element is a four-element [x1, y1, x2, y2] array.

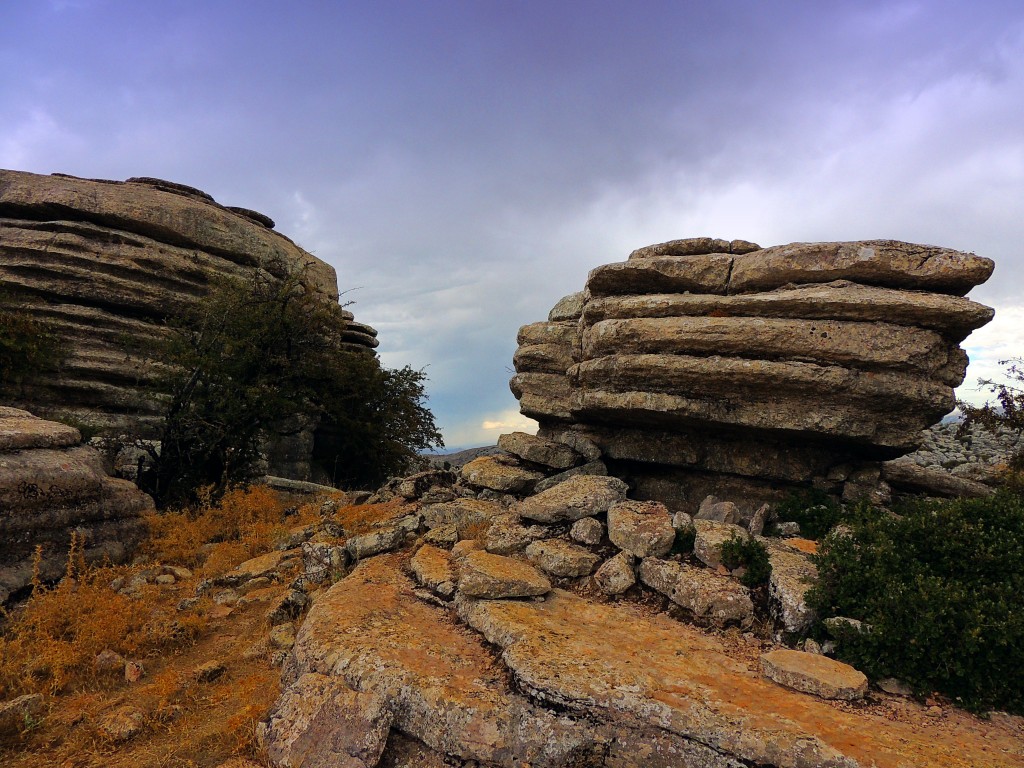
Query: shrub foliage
[[719, 534, 772, 587], [958, 357, 1024, 472], [139, 267, 442, 506], [808, 490, 1024, 713]]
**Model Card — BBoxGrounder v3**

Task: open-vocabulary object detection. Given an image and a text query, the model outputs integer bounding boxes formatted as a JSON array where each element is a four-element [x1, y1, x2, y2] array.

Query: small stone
[[877, 678, 915, 696], [773, 521, 801, 537], [238, 576, 274, 594], [695, 495, 741, 525], [927, 705, 943, 718], [155, 574, 176, 585], [484, 513, 548, 555], [94, 649, 125, 673], [161, 565, 193, 580], [194, 660, 227, 683], [0, 693, 44, 737], [99, 705, 144, 742], [214, 589, 239, 606], [410, 545, 456, 592], [748, 504, 770, 536], [803, 638, 823, 655], [269, 623, 296, 651], [124, 660, 145, 683], [607, 500, 675, 558], [570, 517, 604, 546], [423, 523, 460, 548], [760, 649, 868, 701], [823, 616, 868, 636], [593, 552, 636, 595], [525, 539, 601, 578]]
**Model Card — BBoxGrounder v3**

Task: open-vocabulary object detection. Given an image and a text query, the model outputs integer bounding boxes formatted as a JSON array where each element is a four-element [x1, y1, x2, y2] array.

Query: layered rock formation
[[512, 238, 995, 511], [0, 407, 152, 602], [0, 170, 377, 472]]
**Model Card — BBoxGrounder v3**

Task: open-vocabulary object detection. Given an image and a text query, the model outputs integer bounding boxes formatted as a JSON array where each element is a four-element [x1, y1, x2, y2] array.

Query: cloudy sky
[[3, 1, 1022, 449]]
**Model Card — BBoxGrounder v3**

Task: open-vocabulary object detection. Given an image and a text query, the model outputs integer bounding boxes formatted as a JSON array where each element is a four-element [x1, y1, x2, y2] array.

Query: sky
[[2, 1, 1023, 450]]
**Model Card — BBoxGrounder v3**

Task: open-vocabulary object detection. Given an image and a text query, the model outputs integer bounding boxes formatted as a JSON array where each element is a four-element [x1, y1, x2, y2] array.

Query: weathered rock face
[[0, 169, 378, 479], [512, 237, 995, 511], [0, 407, 153, 602]]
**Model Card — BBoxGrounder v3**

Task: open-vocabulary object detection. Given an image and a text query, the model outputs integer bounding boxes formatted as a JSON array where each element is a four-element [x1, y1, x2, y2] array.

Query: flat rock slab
[[0, 408, 81, 451], [409, 544, 456, 595], [761, 649, 868, 701], [497, 431, 580, 470], [457, 586, 1020, 768], [457, 550, 551, 598], [516, 474, 628, 523], [639, 557, 753, 627], [460, 455, 543, 494]]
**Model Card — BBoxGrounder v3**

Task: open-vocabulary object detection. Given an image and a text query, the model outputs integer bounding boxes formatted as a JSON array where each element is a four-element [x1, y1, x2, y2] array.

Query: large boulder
[[511, 237, 994, 512], [0, 169, 378, 480], [0, 407, 152, 602]]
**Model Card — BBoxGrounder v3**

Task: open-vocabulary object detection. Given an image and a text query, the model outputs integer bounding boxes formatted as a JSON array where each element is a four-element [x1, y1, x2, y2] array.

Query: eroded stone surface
[[516, 475, 628, 523], [497, 431, 580, 470], [525, 539, 600, 578], [638, 557, 753, 627], [761, 649, 868, 701], [606, 499, 675, 558], [693, 519, 748, 570], [460, 455, 544, 494], [457, 551, 551, 598]]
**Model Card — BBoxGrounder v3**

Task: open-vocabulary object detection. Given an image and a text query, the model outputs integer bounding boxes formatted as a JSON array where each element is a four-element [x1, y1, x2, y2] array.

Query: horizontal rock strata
[[511, 237, 994, 511], [0, 407, 152, 602], [0, 169, 378, 478]]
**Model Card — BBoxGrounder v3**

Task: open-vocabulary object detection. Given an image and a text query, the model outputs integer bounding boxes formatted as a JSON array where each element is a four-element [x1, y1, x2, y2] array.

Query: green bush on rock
[[719, 534, 771, 588], [808, 490, 1024, 713]]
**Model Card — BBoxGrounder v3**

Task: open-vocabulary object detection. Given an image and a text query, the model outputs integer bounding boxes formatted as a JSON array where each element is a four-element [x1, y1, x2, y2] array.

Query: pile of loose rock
[[512, 237, 995, 512], [256, 457, 1023, 767]]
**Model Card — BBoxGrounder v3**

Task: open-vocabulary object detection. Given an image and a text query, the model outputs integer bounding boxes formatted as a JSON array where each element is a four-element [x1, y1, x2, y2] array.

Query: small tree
[[141, 266, 442, 506], [958, 358, 1024, 472]]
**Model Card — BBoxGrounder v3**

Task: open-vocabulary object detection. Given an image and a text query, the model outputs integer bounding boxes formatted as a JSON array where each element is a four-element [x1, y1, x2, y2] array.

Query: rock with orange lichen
[[760, 649, 868, 701], [457, 550, 551, 598], [265, 553, 1024, 768]]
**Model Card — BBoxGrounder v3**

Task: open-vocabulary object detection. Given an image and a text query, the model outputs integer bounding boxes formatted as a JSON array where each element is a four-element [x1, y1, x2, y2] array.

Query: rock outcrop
[[512, 237, 995, 512], [0, 407, 153, 602], [0, 169, 378, 479]]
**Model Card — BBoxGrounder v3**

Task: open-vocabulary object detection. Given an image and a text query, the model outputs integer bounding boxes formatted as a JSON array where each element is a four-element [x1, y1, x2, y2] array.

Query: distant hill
[[424, 445, 500, 469]]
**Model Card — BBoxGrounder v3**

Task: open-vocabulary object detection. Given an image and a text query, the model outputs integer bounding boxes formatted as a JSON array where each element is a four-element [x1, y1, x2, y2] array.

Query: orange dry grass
[[0, 483, 321, 766], [144, 485, 321, 576], [0, 538, 204, 700]]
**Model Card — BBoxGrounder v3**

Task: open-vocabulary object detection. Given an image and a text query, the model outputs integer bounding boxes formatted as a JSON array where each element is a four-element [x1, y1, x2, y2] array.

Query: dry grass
[[332, 499, 409, 537], [0, 484, 331, 767]]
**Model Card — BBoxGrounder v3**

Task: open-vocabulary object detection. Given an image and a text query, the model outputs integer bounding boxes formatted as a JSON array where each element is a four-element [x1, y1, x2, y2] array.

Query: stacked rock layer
[[511, 238, 995, 512], [0, 169, 379, 436], [0, 407, 153, 602]]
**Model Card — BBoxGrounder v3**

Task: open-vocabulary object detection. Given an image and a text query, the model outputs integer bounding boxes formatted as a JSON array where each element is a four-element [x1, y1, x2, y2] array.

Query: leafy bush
[[808, 490, 1024, 713], [719, 535, 771, 587], [774, 488, 846, 539], [0, 290, 62, 397], [139, 266, 442, 506]]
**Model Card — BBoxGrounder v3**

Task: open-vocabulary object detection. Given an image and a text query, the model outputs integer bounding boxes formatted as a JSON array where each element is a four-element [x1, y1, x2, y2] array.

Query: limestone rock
[[593, 552, 636, 595], [270, 554, 1023, 767], [570, 516, 604, 545], [695, 495, 742, 525], [457, 551, 551, 598], [0, 693, 44, 737], [420, 498, 504, 533], [693, 519, 749, 570], [639, 558, 753, 627], [760, 649, 869, 701], [497, 431, 580, 469], [524, 539, 600, 578], [761, 538, 819, 634], [0, 170, 378, 480], [410, 545, 456, 596], [516, 474, 628, 524], [483, 513, 549, 555], [460, 455, 543, 494], [0, 409, 152, 603], [532, 459, 608, 493], [606, 499, 675, 558], [510, 238, 994, 512]]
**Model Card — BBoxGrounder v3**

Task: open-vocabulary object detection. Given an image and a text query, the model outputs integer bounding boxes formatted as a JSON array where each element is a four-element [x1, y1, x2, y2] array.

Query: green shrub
[[719, 535, 771, 587], [808, 490, 1024, 713], [958, 357, 1024, 472], [774, 488, 845, 539]]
